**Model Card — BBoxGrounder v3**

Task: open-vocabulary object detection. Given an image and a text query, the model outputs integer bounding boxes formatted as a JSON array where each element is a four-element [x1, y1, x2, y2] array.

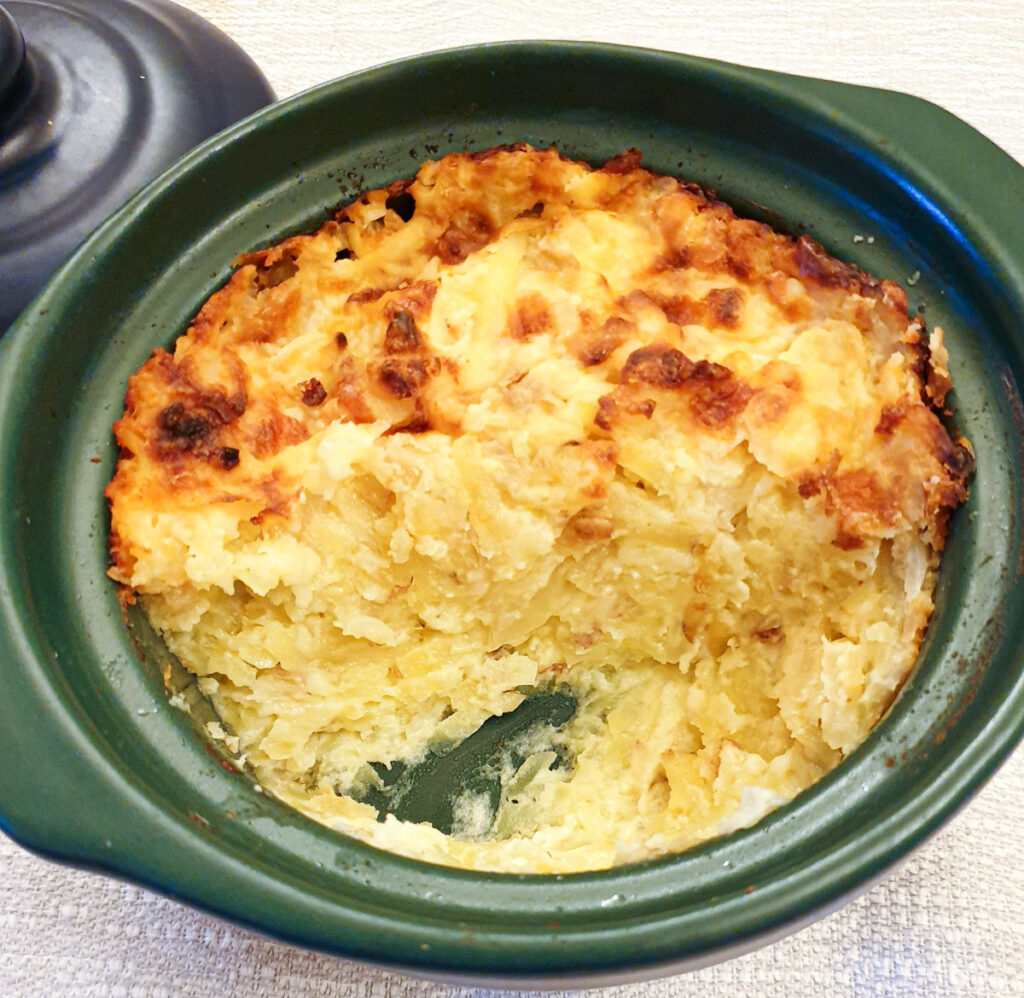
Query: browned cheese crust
[[107, 145, 971, 579], [105, 145, 973, 872]]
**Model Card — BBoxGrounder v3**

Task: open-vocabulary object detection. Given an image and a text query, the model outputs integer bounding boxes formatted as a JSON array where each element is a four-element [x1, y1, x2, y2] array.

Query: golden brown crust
[[107, 144, 971, 585]]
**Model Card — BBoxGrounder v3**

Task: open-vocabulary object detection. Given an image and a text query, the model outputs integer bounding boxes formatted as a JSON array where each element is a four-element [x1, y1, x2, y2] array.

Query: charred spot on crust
[[832, 531, 865, 551], [378, 362, 415, 398], [658, 296, 701, 328], [335, 332, 348, 349], [154, 389, 246, 465], [507, 295, 552, 341], [594, 396, 615, 431], [377, 357, 439, 398], [348, 286, 386, 305], [653, 247, 691, 271], [334, 248, 353, 262], [594, 392, 655, 431], [437, 212, 494, 264], [903, 325, 930, 391], [517, 201, 545, 219], [158, 392, 245, 444], [687, 367, 753, 427], [795, 237, 851, 287], [939, 436, 975, 480], [617, 288, 658, 315], [219, 447, 240, 469], [384, 309, 421, 353], [874, 403, 906, 436], [797, 455, 840, 501], [574, 316, 632, 366], [334, 365, 376, 423], [655, 288, 743, 330], [158, 402, 212, 448], [300, 378, 328, 406], [621, 344, 698, 388], [794, 236, 884, 300], [383, 410, 432, 435], [384, 280, 438, 323], [724, 255, 751, 281], [601, 149, 643, 174], [214, 391, 246, 423], [705, 287, 743, 328], [618, 345, 751, 427]]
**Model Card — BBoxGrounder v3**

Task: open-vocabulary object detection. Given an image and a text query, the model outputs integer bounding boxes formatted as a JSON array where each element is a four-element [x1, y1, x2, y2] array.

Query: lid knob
[[0, 4, 66, 179], [0, 5, 24, 98]]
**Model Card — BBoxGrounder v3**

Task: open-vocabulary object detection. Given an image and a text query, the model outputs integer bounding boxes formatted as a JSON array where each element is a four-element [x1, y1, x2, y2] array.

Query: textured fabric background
[[4, 0, 1024, 995]]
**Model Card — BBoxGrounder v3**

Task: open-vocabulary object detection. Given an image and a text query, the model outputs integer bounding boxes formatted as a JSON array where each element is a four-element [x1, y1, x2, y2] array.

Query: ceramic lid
[[0, 0, 275, 331]]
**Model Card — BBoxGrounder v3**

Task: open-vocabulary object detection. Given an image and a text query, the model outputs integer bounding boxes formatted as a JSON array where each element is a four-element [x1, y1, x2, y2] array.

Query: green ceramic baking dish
[[2, 42, 1024, 987]]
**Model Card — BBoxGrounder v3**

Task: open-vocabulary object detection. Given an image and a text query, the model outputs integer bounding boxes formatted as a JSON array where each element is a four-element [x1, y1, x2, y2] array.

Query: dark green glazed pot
[[1, 42, 1023, 987]]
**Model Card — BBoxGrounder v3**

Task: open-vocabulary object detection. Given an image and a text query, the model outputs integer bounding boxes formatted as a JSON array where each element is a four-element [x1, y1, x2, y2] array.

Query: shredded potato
[[107, 146, 972, 872]]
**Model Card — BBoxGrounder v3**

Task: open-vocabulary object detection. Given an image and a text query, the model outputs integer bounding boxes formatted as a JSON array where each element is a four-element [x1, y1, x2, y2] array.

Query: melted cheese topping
[[107, 146, 972, 872]]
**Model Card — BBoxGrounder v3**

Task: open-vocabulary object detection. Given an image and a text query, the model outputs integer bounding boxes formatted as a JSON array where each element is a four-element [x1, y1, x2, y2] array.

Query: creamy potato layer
[[107, 146, 971, 872]]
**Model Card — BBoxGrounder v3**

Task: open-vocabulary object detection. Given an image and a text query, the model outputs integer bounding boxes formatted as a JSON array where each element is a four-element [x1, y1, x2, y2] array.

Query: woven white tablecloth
[[4, 1, 1024, 995]]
